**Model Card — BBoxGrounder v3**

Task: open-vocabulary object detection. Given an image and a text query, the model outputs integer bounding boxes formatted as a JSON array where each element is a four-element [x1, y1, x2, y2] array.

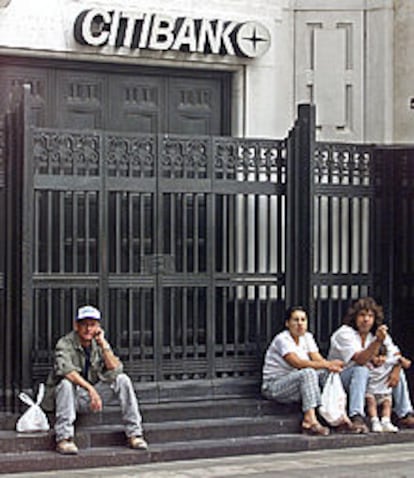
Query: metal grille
[[3, 97, 414, 407], [212, 138, 287, 377], [25, 129, 288, 392], [388, 149, 414, 355], [0, 122, 4, 405], [312, 142, 377, 352]]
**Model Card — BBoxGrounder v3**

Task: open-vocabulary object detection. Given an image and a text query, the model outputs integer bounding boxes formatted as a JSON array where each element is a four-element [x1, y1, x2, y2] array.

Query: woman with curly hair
[[328, 297, 414, 433]]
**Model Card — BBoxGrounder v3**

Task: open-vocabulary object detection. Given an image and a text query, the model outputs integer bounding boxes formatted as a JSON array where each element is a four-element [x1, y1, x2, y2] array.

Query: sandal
[[335, 420, 363, 434], [301, 423, 330, 436]]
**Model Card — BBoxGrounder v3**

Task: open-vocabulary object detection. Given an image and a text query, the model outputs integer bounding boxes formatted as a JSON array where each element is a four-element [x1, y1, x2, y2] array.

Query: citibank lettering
[[74, 9, 270, 58]]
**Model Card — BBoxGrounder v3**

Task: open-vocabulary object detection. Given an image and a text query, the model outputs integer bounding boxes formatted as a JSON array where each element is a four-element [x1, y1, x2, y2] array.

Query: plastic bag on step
[[16, 383, 50, 433], [318, 372, 347, 426]]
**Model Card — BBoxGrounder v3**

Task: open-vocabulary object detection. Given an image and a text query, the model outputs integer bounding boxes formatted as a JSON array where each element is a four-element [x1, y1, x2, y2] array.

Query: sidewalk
[[3, 442, 414, 478]]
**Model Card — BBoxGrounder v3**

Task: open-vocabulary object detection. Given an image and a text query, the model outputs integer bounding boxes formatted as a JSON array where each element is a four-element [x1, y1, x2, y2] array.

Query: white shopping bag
[[16, 383, 50, 433], [319, 372, 347, 426]]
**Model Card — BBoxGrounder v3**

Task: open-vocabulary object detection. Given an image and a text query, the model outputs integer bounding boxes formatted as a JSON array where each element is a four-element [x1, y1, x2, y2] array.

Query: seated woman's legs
[[262, 368, 327, 432]]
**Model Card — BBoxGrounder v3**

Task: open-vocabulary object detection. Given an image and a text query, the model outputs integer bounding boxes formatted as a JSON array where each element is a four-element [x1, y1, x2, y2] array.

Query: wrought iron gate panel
[[160, 286, 208, 380], [157, 136, 211, 381], [104, 133, 157, 382], [107, 286, 155, 381], [26, 128, 289, 390], [388, 149, 414, 355], [397, 151, 414, 291], [212, 138, 287, 378], [0, 116, 5, 405], [30, 128, 103, 381], [312, 142, 378, 352]]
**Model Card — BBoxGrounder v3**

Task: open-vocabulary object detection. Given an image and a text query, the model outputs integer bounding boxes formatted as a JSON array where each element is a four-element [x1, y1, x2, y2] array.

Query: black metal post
[[4, 87, 24, 411], [286, 104, 316, 325], [21, 84, 34, 393], [372, 148, 394, 326]]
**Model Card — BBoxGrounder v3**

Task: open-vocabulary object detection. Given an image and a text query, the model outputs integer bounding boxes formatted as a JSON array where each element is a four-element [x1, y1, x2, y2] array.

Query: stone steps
[[0, 398, 413, 474]]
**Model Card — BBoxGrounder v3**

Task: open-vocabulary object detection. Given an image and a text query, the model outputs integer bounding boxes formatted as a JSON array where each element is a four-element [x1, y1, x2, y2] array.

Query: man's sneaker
[[56, 438, 79, 455], [350, 414, 369, 434], [127, 436, 148, 450], [381, 418, 399, 433], [370, 417, 383, 433], [398, 413, 414, 429]]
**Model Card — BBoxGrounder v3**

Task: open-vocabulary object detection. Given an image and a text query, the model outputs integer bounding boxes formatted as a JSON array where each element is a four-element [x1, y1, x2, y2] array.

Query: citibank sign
[[74, 9, 271, 58]]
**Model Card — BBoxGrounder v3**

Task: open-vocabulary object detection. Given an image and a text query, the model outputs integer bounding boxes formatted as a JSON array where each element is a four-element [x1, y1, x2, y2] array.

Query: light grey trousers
[[54, 373, 143, 442], [262, 368, 328, 413]]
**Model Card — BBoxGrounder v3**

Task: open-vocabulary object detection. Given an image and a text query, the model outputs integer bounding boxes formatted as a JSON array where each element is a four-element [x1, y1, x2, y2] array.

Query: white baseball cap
[[76, 305, 101, 321]]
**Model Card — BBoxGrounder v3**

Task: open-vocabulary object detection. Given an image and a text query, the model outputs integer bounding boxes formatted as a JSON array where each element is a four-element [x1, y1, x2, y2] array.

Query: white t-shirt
[[328, 324, 400, 368], [367, 361, 395, 395], [262, 330, 319, 380]]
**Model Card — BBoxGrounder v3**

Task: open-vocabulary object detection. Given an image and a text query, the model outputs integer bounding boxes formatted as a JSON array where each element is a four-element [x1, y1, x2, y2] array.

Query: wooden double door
[[0, 59, 231, 135]]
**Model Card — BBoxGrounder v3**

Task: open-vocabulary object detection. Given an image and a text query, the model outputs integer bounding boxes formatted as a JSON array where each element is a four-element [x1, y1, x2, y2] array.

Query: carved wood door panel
[[107, 75, 163, 133], [55, 70, 106, 130], [54, 67, 230, 136], [168, 77, 223, 135]]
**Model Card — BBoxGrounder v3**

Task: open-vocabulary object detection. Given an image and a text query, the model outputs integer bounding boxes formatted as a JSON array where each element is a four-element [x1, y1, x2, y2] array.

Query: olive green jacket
[[42, 330, 123, 411]]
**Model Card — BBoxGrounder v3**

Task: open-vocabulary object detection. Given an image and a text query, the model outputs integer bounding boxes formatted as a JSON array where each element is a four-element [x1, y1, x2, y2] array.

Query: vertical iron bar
[[21, 84, 34, 392], [139, 194, 145, 273], [128, 288, 133, 363], [222, 195, 228, 273], [99, 132, 108, 319], [34, 192, 40, 273], [229, 195, 235, 273], [85, 191, 91, 273], [128, 193, 133, 273], [59, 192, 65, 273], [207, 139, 215, 379], [194, 194, 199, 273], [183, 193, 188, 272], [115, 193, 121, 274], [154, 135, 163, 383], [182, 286, 188, 362]]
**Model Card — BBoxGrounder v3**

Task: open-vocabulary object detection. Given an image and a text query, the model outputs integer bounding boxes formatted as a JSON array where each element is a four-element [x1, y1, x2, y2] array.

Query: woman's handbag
[[318, 372, 347, 426], [16, 383, 50, 433]]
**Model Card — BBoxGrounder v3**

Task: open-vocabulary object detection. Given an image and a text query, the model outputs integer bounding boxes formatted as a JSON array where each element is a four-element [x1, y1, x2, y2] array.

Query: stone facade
[[0, 0, 410, 142]]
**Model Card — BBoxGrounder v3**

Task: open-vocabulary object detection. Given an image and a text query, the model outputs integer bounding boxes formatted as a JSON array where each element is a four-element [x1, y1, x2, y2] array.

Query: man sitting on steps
[[328, 297, 414, 433], [43, 305, 148, 455]]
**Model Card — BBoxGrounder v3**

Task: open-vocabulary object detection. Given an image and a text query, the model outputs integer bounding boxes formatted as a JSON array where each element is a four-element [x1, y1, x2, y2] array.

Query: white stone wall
[[394, 0, 414, 143], [0, 0, 409, 142], [293, 0, 394, 143]]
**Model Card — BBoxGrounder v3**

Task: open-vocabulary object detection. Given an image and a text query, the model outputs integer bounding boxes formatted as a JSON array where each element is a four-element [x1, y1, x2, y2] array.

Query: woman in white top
[[262, 306, 345, 436]]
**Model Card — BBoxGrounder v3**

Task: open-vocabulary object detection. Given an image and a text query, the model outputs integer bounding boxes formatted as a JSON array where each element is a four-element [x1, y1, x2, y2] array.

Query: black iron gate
[[2, 86, 288, 405], [2, 86, 414, 411]]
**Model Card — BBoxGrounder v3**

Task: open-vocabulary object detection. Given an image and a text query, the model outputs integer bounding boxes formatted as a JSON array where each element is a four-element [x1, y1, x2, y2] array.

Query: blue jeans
[[340, 365, 413, 418], [340, 365, 369, 417], [392, 370, 414, 418]]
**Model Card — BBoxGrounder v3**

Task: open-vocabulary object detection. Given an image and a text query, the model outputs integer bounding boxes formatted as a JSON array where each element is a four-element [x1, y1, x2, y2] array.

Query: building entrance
[[2, 77, 414, 412], [3, 81, 286, 406], [0, 59, 231, 135]]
